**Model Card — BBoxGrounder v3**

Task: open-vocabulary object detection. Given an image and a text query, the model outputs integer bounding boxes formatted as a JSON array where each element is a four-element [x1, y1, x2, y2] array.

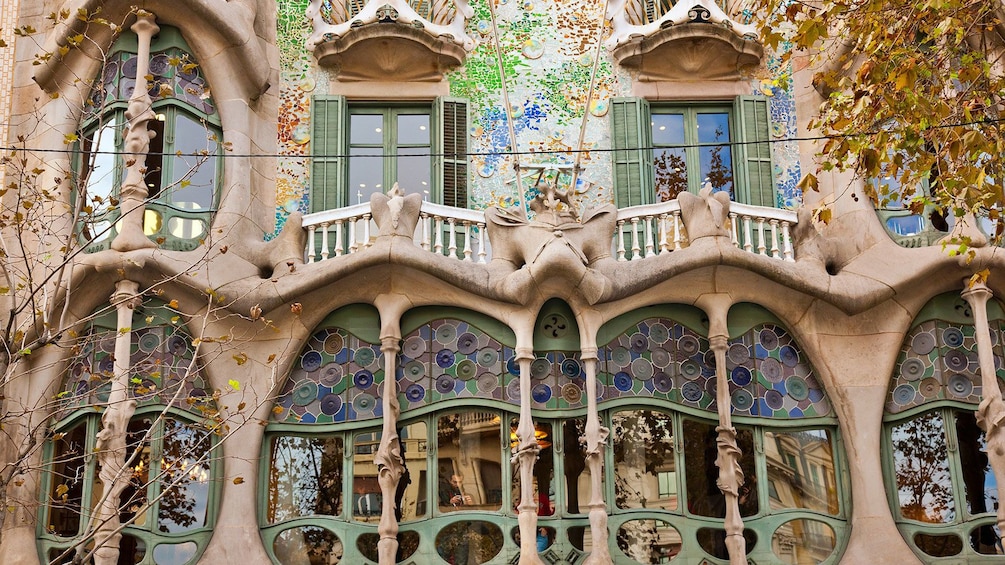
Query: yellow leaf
[[228, 378, 240, 390], [232, 353, 247, 366], [168, 299, 179, 309], [55, 484, 69, 498], [232, 476, 244, 485]]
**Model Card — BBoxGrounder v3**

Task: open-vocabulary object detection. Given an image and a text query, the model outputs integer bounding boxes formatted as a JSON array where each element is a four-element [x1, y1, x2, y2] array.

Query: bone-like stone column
[[710, 331, 746, 565], [581, 346, 612, 565], [111, 11, 158, 252], [90, 280, 141, 564], [375, 335, 404, 565], [962, 280, 1005, 539], [512, 346, 545, 565]]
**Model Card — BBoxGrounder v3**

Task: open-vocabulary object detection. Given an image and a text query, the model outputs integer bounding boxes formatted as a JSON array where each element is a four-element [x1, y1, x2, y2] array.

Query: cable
[[2, 115, 1003, 160]]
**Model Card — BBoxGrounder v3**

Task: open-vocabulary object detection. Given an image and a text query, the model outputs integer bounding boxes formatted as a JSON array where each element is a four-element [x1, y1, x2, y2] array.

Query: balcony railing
[[614, 200, 796, 261], [302, 200, 797, 264]]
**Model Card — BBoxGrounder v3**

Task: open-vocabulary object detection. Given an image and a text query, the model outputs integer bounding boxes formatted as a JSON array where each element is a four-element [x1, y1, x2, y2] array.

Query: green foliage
[[754, 0, 1005, 242]]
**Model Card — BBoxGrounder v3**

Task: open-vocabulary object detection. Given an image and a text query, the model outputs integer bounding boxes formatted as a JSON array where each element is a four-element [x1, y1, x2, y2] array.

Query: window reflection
[[267, 436, 343, 522], [891, 411, 953, 523], [617, 519, 682, 564], [157, 419, 212, 533], [398, 422, 428, 522], [563, 418, 600, 517], [510, 419, 555, 516], [437, 412, 503, 512], [273, 526, 343, 565], [955, 412, 997, 517], [613, 410, 677, 511], [764, 429, 839, 515], [353, 432, 382, 522], [684, 419, 757, 518], [48, 423, 87, 537], [120, 418, 152, 527], [771, 519, 836, 564]]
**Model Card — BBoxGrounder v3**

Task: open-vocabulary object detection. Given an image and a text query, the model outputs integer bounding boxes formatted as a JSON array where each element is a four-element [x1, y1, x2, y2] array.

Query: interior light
[[359, 183, 366, 188], [376, 184, 382, 189], [421, 181, 428, 186], [659, 126, 666, 131], [375, 128, 382, 133], [155, 113, 166, 121], [419, 125, 427, 131]]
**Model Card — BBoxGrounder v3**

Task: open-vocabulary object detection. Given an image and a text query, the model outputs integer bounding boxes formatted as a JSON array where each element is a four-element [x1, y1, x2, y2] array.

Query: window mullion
[[385, 110, 396, 193], [684, 109, 701, 194], [941, 408, 967, 523]]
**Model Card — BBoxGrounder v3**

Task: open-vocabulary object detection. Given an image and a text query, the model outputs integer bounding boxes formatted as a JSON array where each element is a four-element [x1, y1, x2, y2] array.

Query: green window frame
[[38, 409, 219, 565], [611, 96, 775, 209], [310, 96, 469, 212], [74, 26, 222, 253]]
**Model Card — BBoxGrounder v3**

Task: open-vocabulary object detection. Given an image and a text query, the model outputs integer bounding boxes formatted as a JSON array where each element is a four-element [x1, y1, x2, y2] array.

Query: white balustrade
[[615, 200, 798, 262], [304, 199, 797, 265]]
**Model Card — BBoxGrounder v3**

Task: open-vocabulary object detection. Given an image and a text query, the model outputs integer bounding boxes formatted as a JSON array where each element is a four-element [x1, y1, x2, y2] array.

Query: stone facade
[[2, 1, 1004, 565]]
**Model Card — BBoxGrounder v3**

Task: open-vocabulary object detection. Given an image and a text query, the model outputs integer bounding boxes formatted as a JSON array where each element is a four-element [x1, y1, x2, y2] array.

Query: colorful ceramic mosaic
[[601, 318, 829, 419], [57, 325, 214, 419], [274, 328, 385, 423], [273, 0, 804, 233], [398, 319, 515, 409], [887, 320, 1005, 413]]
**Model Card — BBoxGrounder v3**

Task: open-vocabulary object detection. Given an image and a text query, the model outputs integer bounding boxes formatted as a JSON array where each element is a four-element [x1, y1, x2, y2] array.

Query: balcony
[[306, 0, 475, 81], [606, 0, 763, 82], [301, 199, 796, 264]]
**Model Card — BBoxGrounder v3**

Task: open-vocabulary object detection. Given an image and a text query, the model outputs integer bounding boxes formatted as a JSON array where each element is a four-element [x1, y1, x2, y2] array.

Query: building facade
[[2, 1, 1005, 565]]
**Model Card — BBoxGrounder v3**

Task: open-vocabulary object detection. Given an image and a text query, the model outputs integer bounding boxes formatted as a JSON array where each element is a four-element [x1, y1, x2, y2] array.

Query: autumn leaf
[[233, 477, 245, 485], [228, 378, 240, 390]]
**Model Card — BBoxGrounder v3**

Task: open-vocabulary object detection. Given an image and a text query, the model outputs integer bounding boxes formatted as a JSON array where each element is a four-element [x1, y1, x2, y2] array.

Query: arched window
[[594, 306, 845, 565], [39, 302, 218, 565], [76, 26, 220, 253], [883, 293, 1005, 560]]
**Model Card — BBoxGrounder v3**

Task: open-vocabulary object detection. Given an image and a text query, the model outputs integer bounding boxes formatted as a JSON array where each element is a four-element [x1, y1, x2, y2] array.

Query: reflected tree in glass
[[268, 436, 344, 522], [891, 412, 954, 523], [157, 419, 212, 533], [613, 410, 677, 511]]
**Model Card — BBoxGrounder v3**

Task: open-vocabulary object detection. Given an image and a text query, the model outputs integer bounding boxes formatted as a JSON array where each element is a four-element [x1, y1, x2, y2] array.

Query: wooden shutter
[[734, 95, 776, 207], [311, 95, 346, 212], [435, 97, 469, 208], [610, 97, 653, 209]]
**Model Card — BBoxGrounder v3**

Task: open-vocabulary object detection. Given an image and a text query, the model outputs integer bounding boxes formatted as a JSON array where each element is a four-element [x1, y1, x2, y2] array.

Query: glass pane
[[273, 526, 343, 565], [886, 215, 925, 236], [434, 521, 503, 565], [399, 422, 429, 521], [167, 114, 217, 210], [120, 418, 152, 527], [350, 113, 384, 145], [684, 419, 757, 517], [654, 148, 687, 202], [166, 217, 206, 240], [48, 423, 88, 537], [81, 122, 120, 213], [697, 112, 732, 197], [396, 113, 430, 145], [157, 419, 212, 533], [353, 431, 382, 523], [267, 435, 343, 522], [913, 532, 963, 557], [697, 528, 756, 559], [396, 147, 431, 196], [509, 420, 555, 516], [120, 534, 146, 564], [348, 148, 383, 205], [613, 410, 677, 511], [771, 519, 836, 564], [564, 417, 602, 514], [891, 411, 954, 523], [955, 411, 998, 516], [152, 541, 197, 565], [617, 519, 682, 563], [357, 531, 420, 562], [437, 412, 503, 512], [145, 118, 165, 201], [764, 429, 839, 515], [651, 113, 685, 146], [970, 524, 1005, 555]]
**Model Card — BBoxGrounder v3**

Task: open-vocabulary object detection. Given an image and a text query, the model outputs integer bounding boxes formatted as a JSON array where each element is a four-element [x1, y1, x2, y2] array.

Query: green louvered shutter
[[610, 97, 653, 209], [434, 97, 469, 208], [311, 95, 347, 212], [734, 95, 776, 207]]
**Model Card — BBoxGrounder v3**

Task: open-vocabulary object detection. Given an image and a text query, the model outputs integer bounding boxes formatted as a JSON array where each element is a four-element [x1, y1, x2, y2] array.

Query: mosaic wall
[[273, 0, 803, 233], [273, 328, 385, 423], [600, 318, 831, 419], [887, 320, 1005, 413]]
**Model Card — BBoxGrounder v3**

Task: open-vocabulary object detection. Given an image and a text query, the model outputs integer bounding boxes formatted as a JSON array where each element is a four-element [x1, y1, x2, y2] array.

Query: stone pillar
[[512, 346, 544, 565], [710, 332, 746, 565], [962, 280, 1005, 538], [111, 11, 158, 252], [581, 346, 612, 565], [90, 280, 141, 565], [375, 335, 404, 565]]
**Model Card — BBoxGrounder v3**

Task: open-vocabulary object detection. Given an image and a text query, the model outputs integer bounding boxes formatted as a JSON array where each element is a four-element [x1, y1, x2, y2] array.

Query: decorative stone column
[[962, 280, 1005, 540], [512, 346, 545, 565], [710, 333, 746, 565], [374, 335, 404, 565], [111, 11, 159, 251], [90, 280, 141, 564], [581, 346, 612, 565]]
